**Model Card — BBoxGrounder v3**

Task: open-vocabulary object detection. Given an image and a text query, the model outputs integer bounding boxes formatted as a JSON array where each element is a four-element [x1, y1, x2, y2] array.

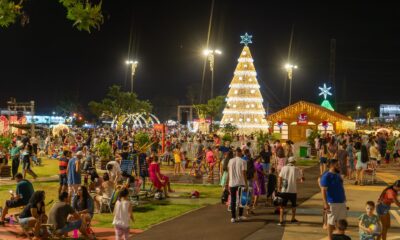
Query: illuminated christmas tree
[[220, 33, 268, 134]]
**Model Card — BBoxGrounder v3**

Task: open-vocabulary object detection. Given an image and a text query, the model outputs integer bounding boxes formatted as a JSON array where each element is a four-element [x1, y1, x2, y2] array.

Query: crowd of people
[[0, 127, 399, 239]]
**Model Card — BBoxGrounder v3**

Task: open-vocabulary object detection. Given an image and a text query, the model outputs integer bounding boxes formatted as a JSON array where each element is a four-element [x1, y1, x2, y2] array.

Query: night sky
[[1, 1, 399, 120]]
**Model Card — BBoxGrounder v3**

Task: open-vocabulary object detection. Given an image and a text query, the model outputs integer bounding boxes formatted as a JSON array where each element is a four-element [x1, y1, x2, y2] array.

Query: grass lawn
[[25, 157, 59, 179], [0, 180, 221, 230]]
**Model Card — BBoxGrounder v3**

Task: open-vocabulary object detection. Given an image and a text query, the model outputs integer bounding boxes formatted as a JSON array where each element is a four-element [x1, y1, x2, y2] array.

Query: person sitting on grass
[[18, 191, 48, 240], [332, 219, 351, 240], [148, 155, 173, 197], [47, 192, 85, 238], [94, 173, 115, 213], [0, 173, 34, 225], [71, 186, 94, 234]]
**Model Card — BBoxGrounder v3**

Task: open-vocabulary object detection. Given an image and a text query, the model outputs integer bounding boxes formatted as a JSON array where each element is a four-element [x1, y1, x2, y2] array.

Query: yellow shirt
[[173, 149, 181, 163]]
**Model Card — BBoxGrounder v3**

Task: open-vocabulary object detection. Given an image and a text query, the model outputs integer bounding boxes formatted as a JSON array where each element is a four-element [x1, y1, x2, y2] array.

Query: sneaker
[[230, 218, 236, 223], [277, 222, 284, 226]]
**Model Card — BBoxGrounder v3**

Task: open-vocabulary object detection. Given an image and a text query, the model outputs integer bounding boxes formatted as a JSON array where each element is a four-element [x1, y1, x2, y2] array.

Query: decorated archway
[[111, 113, 160, 130]]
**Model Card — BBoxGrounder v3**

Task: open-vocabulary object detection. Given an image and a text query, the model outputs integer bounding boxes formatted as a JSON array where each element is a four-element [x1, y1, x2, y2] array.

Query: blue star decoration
[[318, 83, 333, 100], [240, 33, 253, 46]]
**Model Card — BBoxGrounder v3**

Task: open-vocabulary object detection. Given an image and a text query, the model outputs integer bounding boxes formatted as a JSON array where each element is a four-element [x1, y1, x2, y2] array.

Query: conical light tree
[[220, 33, 268, 134]]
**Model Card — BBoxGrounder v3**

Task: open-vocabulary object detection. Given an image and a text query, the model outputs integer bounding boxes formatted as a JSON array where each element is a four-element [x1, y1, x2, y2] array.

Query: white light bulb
[[233, 104, 237, 108], [239, 118, 243, 122], [234, 90, 238, 94], [254, 118, 258, 122], [249, 78, 253, 82], [230, 118, 233, 121], [244, 64, 248, 68], [239, 77, 243, 80], [246, 118, 250, 122], [251, 104, 255, 107], [250, 90, 255, 94], [242, 51, 247, 55]]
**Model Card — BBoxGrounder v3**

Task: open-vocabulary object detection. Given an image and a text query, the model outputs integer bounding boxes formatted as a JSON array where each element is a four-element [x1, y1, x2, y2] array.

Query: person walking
[[320, 159, 347, 240], [113, 188, 134, 240], [67, 151, 83, 201], [277, 157, 304, 226], [9, 141, 21, 180], [376, 180, 400, 240], [225, 148, 248, 223]]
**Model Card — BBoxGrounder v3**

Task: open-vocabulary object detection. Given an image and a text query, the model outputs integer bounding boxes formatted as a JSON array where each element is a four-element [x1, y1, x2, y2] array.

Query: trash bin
[[299, 146, 308, 158]]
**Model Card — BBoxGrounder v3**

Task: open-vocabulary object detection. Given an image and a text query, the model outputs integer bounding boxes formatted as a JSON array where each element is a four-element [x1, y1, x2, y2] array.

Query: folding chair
[[100, 189, 120, 213], [364, 164, 376, 185]]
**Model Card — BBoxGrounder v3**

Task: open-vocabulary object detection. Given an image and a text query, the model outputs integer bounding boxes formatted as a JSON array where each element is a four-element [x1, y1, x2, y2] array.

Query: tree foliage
[[193, 95, 225, 120], [88, 85, 153, 118], [0, 0, 103, 32]]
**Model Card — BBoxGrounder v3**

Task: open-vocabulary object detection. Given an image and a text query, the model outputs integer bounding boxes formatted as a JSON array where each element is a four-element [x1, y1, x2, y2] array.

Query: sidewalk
[[135, 165, 321, 240], [134, 164, 400, 240]]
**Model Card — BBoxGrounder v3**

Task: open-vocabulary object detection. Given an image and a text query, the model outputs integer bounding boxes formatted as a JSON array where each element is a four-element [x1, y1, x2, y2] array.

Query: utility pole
[[329, 39, 336, 108]]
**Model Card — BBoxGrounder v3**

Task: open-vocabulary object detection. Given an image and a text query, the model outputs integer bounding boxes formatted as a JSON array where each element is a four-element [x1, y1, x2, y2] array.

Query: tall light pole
[[357, 105, 361, 119], [284, 63, 297, 105], [125, 60, 138, 93], [203, 49, 221, 99]]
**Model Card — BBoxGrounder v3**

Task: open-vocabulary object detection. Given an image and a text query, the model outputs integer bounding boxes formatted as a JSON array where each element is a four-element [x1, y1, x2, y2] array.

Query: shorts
[[356, 162, 367, 170], [58, 219, 82, 234], [279, 192, 297, 207], [376, 203, 390, 216], [327, 202, 347, 226], [320, 157, 328, 164], [6, 199, 25, 208], [59, 174, 68, 186], [19, 217, 35, 227]]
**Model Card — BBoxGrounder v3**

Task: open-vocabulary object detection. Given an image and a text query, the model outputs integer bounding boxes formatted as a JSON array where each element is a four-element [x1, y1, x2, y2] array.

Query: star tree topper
[[240, 33, 253, 46], [318, 83, 332, 99]]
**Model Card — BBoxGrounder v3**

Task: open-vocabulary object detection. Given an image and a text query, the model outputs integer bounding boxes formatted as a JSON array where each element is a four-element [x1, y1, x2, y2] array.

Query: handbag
[[220, 171, 227, 186]]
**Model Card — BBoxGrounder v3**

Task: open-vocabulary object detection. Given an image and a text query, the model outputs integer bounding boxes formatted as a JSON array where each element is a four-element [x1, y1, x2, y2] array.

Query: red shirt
[[381, 188, 397, 206]]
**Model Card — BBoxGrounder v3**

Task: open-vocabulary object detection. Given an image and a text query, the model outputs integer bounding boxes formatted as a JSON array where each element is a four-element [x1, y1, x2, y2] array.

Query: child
[[332, 219, 351, 240], [358, 201, 381, 240], [173, 145, 182, 175], [113, 188, 134, 240], [181, 151, 187, 173], [267, 167, 277, 207]]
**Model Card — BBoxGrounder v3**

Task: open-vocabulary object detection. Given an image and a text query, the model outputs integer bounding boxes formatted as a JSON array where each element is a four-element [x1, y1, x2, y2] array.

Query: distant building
[[379, 104, 400, 118]]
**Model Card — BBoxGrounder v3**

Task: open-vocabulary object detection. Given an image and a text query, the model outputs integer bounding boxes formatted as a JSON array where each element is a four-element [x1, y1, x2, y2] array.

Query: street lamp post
[[284, 63, 298, 105], [125, 60, 139, 93], [357, 105, 361, 119], [203, 49, 221, 99]]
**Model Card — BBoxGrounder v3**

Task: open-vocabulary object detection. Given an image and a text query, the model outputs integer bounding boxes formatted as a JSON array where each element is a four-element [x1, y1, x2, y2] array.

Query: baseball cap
[[288, 157, 296, 163]]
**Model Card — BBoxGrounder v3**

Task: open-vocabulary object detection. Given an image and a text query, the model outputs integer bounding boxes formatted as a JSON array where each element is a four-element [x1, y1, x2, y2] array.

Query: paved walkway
[[135, 164, 400, 240]]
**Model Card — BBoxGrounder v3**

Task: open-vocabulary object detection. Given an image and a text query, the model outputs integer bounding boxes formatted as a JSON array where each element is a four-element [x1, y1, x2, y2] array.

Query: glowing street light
[[284, 63, 298, 105], [357, 105, 362, 119], [203, 49, 222, 99], [125, 60, 139, 93]]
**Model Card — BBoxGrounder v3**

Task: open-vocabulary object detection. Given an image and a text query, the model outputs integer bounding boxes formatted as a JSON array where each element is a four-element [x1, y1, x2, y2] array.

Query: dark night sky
[[1, 1, 400, 120]]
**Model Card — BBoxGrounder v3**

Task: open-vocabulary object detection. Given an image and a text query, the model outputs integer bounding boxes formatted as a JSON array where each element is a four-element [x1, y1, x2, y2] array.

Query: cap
[[288, 157, 296, 163]]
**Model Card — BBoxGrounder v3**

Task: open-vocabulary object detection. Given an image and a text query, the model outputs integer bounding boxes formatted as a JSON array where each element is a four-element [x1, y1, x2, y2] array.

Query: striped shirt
[[59, 157, 69, 175]]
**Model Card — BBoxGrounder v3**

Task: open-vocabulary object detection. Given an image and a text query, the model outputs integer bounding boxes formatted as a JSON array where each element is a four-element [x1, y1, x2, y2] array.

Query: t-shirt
[[358, 213, 379, 237], [59, 157, 69, 175], [260, 149, 271, 163], [219, 146, 230, 154], [173, 149, 181, 163], [380, 188, 397, 206], [16, 180, 34, 205], [279, 165, 302, 193], [332, 234, 352, 240], [320, 171, 346, 203], [47, 202, 75, 230], [228, 157, 247, 187]]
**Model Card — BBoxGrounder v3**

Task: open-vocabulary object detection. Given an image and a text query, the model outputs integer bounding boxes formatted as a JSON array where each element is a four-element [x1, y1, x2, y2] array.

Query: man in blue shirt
[[0, 173, 34, 224], [320, 159, 347, 240]]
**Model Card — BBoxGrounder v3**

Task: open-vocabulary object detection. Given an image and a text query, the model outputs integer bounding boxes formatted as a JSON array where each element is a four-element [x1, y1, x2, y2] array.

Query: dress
[[252, 162, 266, 196], [148, 162, 169, 190]]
